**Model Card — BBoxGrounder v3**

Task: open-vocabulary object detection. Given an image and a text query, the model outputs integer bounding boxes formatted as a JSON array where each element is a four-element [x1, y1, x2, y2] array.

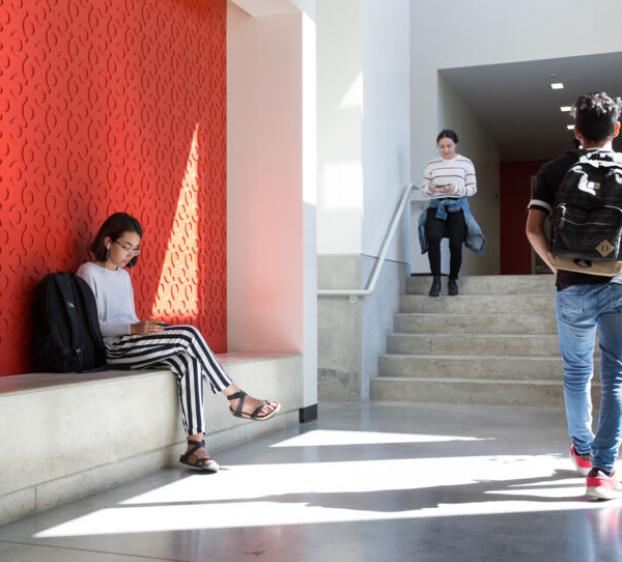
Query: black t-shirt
[[529, 149, 613, 291]]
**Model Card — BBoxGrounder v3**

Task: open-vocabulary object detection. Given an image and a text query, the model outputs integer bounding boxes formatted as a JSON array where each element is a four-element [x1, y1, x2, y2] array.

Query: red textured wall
[[0, 0, 227, 375], [499, 160, 546, 274]]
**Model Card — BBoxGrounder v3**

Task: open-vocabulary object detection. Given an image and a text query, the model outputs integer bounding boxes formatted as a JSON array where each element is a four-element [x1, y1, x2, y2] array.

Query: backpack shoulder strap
[[74, 275, 105, 349], [52, 273, 81, 353]]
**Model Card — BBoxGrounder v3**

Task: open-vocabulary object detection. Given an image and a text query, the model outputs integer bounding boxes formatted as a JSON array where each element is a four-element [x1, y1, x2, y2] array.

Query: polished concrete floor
[[2, 401, 622, 562]]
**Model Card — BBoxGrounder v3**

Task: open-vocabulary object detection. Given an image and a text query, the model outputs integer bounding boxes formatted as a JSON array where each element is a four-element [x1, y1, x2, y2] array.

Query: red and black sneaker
[[569, 445, 591, 476], [586, 468, 622, 500]]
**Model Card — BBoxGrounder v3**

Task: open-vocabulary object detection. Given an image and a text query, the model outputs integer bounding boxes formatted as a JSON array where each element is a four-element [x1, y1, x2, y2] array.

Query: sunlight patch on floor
[[33, 453, 609, 538], [270, 429, 488, 448]]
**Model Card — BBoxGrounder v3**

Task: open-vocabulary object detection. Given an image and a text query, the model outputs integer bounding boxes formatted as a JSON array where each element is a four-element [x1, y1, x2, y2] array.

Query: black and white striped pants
[[105, 325, 233, 435]]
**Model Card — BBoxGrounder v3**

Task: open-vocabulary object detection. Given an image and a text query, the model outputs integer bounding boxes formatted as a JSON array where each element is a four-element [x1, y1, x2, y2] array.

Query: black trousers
[[425, 208, 467, 280]]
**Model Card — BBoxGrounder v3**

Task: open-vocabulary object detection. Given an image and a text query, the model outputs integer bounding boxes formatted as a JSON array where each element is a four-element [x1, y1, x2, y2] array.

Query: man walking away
[[526, 92, 622, 500]]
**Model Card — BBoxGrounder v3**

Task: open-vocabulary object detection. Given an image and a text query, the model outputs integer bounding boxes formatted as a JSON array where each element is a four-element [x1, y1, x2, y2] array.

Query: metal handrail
[[318, 183, 417, 302]]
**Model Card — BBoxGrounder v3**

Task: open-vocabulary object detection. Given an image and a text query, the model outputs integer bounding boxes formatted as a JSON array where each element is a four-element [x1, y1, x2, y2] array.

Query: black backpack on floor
[[32, 272, 107, 372], [550, 150, 622, 275]]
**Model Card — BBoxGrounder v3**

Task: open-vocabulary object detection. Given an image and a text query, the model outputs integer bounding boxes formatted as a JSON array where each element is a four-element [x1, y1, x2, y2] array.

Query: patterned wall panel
[[0, 0, 227, 375]]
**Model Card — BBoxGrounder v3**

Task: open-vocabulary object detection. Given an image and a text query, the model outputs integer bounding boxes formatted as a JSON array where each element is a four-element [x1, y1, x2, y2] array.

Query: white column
[[227, 0, 317, 411]]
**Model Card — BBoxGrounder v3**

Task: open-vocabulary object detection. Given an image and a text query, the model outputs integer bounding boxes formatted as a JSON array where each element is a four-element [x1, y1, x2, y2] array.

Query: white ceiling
[[440, 51, 622, 162]]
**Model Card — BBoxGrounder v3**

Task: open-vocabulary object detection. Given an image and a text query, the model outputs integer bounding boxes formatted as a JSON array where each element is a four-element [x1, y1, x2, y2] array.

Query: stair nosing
[[395, 312, 556, 316], [373, 376, 576, 386], [405, 294, 555, 297], [380, 353, 566, 360], [388, 333, 559, 339]]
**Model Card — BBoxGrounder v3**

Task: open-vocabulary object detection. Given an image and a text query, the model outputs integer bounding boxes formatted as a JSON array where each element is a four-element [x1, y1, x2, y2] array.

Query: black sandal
[[227, 390, 281, 421], [179, 439, 219, 473]]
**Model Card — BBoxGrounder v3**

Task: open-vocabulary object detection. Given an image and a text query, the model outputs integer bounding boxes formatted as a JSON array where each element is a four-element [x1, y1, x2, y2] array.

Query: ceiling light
[[551, 83, 564, 90], [567, 124, 575, 130], [560, 106, 572, 112]]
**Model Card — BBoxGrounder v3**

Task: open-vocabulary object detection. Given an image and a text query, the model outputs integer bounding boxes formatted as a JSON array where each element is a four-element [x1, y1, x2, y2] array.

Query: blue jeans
[[556, 283, 622, 472]]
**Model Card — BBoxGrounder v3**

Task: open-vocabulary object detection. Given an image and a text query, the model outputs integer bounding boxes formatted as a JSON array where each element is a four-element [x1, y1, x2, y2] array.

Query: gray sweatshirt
[[76, 262, 139, 338]]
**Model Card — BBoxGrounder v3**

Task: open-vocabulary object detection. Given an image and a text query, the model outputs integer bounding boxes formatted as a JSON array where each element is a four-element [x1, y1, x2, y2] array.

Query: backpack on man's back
[[550, 149, 622, 276], [32, 272, 107, 372]]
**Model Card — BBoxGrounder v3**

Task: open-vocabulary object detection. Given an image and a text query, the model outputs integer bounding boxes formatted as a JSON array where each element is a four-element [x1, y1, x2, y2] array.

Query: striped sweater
[[423, 154, 477, 199]]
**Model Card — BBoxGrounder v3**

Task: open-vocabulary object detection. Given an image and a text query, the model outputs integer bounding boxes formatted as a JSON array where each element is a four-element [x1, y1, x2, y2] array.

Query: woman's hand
[[431, 183, 453, 194], [131, 319, 165, 335]]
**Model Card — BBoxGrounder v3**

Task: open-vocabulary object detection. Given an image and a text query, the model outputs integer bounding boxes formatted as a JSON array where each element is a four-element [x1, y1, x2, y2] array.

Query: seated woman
[[77, 212, 280, 473]]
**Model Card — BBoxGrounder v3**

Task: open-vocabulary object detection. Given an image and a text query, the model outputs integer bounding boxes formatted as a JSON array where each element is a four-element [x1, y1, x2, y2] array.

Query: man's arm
[[525, 208, 557, 274]]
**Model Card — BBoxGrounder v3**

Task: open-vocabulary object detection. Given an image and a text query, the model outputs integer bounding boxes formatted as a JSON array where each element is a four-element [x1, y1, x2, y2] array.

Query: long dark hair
[[90, 212, 143, 268]]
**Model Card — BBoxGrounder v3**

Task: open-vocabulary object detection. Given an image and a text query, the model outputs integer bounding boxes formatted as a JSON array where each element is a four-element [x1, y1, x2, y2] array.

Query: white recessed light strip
[[566, 124, 575, 130], [551, 82, 564, 90], [560, 106, 572, 112]]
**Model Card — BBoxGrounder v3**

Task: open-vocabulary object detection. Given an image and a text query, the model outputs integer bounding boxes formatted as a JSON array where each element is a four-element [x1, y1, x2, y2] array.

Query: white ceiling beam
[[229, 0, 299, 17]]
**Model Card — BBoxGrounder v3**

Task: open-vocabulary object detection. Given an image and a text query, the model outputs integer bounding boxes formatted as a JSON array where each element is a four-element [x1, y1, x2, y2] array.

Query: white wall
[[410, 0, 622, 274], [316, 0, 363, 255], [360, 0, 411, 260], [316, 0, 411, 263]]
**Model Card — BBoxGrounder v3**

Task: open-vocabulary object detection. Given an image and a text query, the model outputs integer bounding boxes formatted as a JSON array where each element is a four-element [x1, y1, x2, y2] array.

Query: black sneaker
[[448, 279, 459, 296], [429, 276, 441, 297]]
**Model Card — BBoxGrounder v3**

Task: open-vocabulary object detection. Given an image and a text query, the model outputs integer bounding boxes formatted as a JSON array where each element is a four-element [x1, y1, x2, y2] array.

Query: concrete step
[[369, 376, 578, 407], [407, 274, 556, 295], [377, 275, 585, 408], [377, 353, 595, 380], [386, 333, 560, 356], [395, 312, 557, 335], [400, 294, 555, 314]]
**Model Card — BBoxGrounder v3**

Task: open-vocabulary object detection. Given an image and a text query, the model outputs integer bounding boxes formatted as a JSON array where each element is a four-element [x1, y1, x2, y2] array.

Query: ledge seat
[[0, 353, 303, 526]]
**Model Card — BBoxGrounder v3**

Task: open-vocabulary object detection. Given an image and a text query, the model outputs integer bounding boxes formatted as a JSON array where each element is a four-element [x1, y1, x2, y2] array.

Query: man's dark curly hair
[[572, 91, 622, 143]]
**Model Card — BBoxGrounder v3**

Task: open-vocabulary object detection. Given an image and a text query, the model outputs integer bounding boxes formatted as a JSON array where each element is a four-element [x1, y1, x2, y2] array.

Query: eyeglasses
[[113, 240, 141, 256]]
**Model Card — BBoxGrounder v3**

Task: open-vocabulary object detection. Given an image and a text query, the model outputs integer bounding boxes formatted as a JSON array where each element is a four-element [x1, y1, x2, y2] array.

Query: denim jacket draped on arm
[[417, 197, 486, 256]]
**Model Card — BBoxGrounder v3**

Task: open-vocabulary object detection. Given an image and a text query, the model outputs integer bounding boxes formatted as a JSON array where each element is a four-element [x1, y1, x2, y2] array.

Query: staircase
[[370, 274, 595, 407]]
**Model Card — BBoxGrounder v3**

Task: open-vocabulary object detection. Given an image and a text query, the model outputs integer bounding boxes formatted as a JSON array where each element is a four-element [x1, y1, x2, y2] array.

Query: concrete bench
[[0, 353, 303, 526]]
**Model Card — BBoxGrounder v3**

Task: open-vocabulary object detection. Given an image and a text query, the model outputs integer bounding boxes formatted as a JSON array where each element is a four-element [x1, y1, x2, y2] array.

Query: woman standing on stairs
[[418, 129, 485, 296], [77, 212, 280, 474]]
